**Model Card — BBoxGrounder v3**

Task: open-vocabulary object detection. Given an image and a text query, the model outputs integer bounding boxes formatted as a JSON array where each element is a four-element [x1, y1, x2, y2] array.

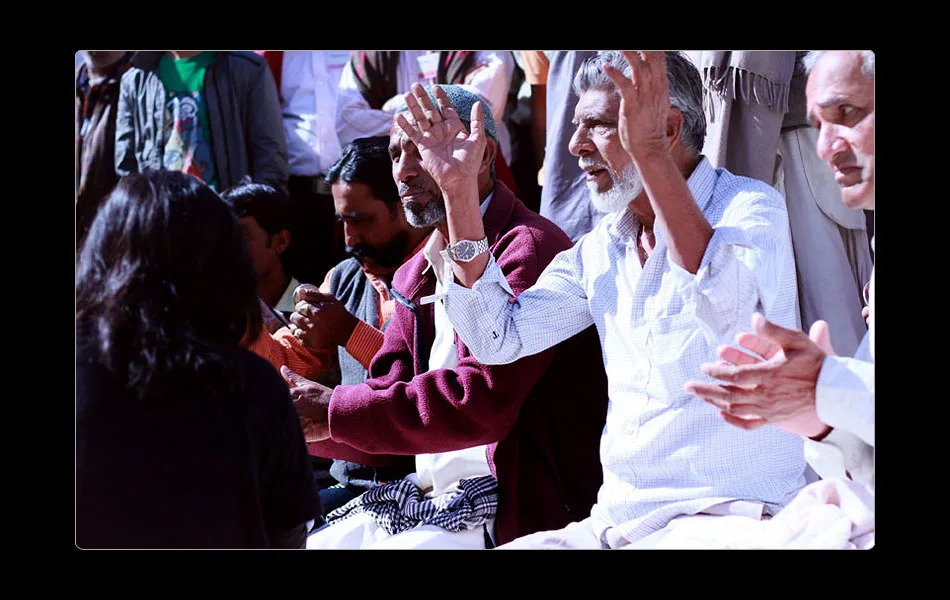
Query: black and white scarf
[[325, 474, 498, 536]]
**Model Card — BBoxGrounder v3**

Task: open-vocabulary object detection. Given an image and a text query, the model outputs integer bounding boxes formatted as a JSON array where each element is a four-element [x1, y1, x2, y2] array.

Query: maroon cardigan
[[309, 181, 608, 545]]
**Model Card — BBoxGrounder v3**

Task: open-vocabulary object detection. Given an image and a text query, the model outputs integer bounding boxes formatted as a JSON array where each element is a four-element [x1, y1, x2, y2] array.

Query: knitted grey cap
[[393, 84, 498, 143]]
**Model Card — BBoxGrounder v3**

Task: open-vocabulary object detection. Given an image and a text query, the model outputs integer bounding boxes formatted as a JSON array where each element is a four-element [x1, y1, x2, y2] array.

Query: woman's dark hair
[[76, 171, 262, 401]]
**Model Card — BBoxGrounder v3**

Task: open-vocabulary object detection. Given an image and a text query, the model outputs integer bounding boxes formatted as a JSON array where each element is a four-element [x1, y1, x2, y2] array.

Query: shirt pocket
[[648, 310, 702, 400], [649, 309, 695, 337]]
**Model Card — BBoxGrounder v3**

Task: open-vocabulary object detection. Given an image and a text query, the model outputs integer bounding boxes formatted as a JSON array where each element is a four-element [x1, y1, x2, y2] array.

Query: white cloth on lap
[[620, 478, 874, 549]]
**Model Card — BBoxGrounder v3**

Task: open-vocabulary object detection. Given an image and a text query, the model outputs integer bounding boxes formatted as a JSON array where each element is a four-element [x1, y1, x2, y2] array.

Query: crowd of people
[[75, 49, 875, 549]]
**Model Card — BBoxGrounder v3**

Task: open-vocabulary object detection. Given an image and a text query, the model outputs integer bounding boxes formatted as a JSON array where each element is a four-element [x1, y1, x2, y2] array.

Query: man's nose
[[816, 123, 848, 166], [393, 154, 418, 183], [568, 127, 592, 158], [344, 223, 361, 248]]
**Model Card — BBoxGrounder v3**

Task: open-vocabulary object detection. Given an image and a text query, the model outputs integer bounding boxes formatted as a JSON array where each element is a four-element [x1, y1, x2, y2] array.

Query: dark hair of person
[[219, 182, 292, 238], [76, 171, 262, 402], [325, 136, 401, 213]]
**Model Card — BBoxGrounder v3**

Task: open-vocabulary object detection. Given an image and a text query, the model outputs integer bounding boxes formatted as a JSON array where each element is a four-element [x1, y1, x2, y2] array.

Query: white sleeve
[[443, 245, 593, 365], [803, 333, 874, 487], [460, 51, 515, 125], [663, 186, 799, 348], [335, 60, 394, 146], [815, 340, 875, 447]]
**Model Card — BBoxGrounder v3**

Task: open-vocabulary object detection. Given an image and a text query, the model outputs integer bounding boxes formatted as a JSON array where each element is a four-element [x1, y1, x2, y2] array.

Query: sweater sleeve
[[245, 325, 334, 381], [344, 321, 386, 371], [326, 224, 568, 456]]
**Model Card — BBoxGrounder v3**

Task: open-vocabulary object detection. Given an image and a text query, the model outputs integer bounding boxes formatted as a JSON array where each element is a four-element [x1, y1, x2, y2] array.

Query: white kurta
[[445, 158, 807, 547]]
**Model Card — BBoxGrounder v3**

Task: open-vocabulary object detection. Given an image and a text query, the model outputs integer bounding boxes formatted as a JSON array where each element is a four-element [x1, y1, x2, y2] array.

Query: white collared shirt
[[280, 51, 350, 176], [275, 277, 301, 314], [335, 51, 514, 159], [444, 158, 807, 544], [413, 193, 494, 498]]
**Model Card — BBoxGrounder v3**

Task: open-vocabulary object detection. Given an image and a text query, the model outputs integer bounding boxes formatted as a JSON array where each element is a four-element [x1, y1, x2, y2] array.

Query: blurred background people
[[260, 51, 352, 285], [336, 51, 520, 194], [76, 50, 134, 248], [537, 51, 602, 242], [114, 51, 288, 194], [691, 50, 872, 357]]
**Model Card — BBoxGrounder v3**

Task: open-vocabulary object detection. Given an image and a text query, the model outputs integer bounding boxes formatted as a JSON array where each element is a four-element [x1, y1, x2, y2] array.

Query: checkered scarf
[[325, 475, 498, 535]]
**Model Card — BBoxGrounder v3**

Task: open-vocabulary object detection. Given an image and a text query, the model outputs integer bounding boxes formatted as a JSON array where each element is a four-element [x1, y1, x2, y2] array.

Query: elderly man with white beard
[[424, 51, 808, 548]]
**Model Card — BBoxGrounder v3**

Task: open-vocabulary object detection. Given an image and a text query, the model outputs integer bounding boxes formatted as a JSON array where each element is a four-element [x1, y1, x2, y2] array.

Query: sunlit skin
[[570, 89, 633, 195], [806, 51, 875, 210], [388, 126, 446, 228], [389, 92, 495, 240]]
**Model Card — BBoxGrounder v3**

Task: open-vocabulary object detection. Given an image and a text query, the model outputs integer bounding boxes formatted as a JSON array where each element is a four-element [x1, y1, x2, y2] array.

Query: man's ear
[[666, 106, 685, 152], [272, 229, 292, 255], [479, 138, 496, 175]]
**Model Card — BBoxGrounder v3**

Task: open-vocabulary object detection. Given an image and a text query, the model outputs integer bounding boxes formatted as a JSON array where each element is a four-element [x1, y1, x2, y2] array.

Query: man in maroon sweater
[[284, 85, 607, 548]]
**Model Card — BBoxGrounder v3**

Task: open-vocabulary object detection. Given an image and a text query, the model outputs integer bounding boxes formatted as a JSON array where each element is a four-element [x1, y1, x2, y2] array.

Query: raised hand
[[684, 313, 833, 438], [601, 51, 672, 163], [394, 83, 488, 196], [281, 366, 332, 442]]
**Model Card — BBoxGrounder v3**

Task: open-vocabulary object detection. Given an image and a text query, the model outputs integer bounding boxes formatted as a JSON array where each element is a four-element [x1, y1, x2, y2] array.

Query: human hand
[[281, 366, 332, 442], [684, 313, 833, 438], [288, 287, 358, 350], [601, 51, 672, 164], [394, 83, 488, 197]]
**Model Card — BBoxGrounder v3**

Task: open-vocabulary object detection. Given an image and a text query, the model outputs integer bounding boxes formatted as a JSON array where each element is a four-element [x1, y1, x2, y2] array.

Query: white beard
[[587, 162, 644, 214]]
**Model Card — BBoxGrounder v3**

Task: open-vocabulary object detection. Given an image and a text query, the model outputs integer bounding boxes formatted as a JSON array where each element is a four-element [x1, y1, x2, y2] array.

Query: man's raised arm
[[394, 84, 490, 288], [393, 84, 592, 365], [603, 51, 712, 274]]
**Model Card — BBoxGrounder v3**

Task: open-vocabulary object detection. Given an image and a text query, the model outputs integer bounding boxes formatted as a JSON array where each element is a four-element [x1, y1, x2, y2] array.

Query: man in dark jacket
[[114, 51, 288, 193], [76, 50, 133, 248], [284, 85, 607, 548]]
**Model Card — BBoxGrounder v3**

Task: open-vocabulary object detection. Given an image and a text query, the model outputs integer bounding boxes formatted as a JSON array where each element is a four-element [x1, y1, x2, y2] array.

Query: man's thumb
[[808, 320, 836, 356], [280, 365, 302, 386]]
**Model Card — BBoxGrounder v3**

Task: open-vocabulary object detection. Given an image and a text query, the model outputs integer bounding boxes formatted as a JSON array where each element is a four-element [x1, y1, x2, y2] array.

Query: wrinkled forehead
[[807, 52, 873, 106], [573, 88, 621, 121], [387, 113, 417, 153]]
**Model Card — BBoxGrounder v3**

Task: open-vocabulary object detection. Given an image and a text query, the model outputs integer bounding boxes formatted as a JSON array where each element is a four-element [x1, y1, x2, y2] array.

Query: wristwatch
[[444, 236, 490, 263]]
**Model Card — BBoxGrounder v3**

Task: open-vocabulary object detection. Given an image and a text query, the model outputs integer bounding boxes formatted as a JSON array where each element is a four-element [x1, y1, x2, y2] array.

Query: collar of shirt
[[275, 277, 302, 313], [422, 191, 494, 287], [605, 156, 717, 245]]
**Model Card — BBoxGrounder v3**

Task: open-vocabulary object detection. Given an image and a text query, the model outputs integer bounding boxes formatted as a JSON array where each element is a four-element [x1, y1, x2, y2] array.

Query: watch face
[[449, 238, 486, 262]]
